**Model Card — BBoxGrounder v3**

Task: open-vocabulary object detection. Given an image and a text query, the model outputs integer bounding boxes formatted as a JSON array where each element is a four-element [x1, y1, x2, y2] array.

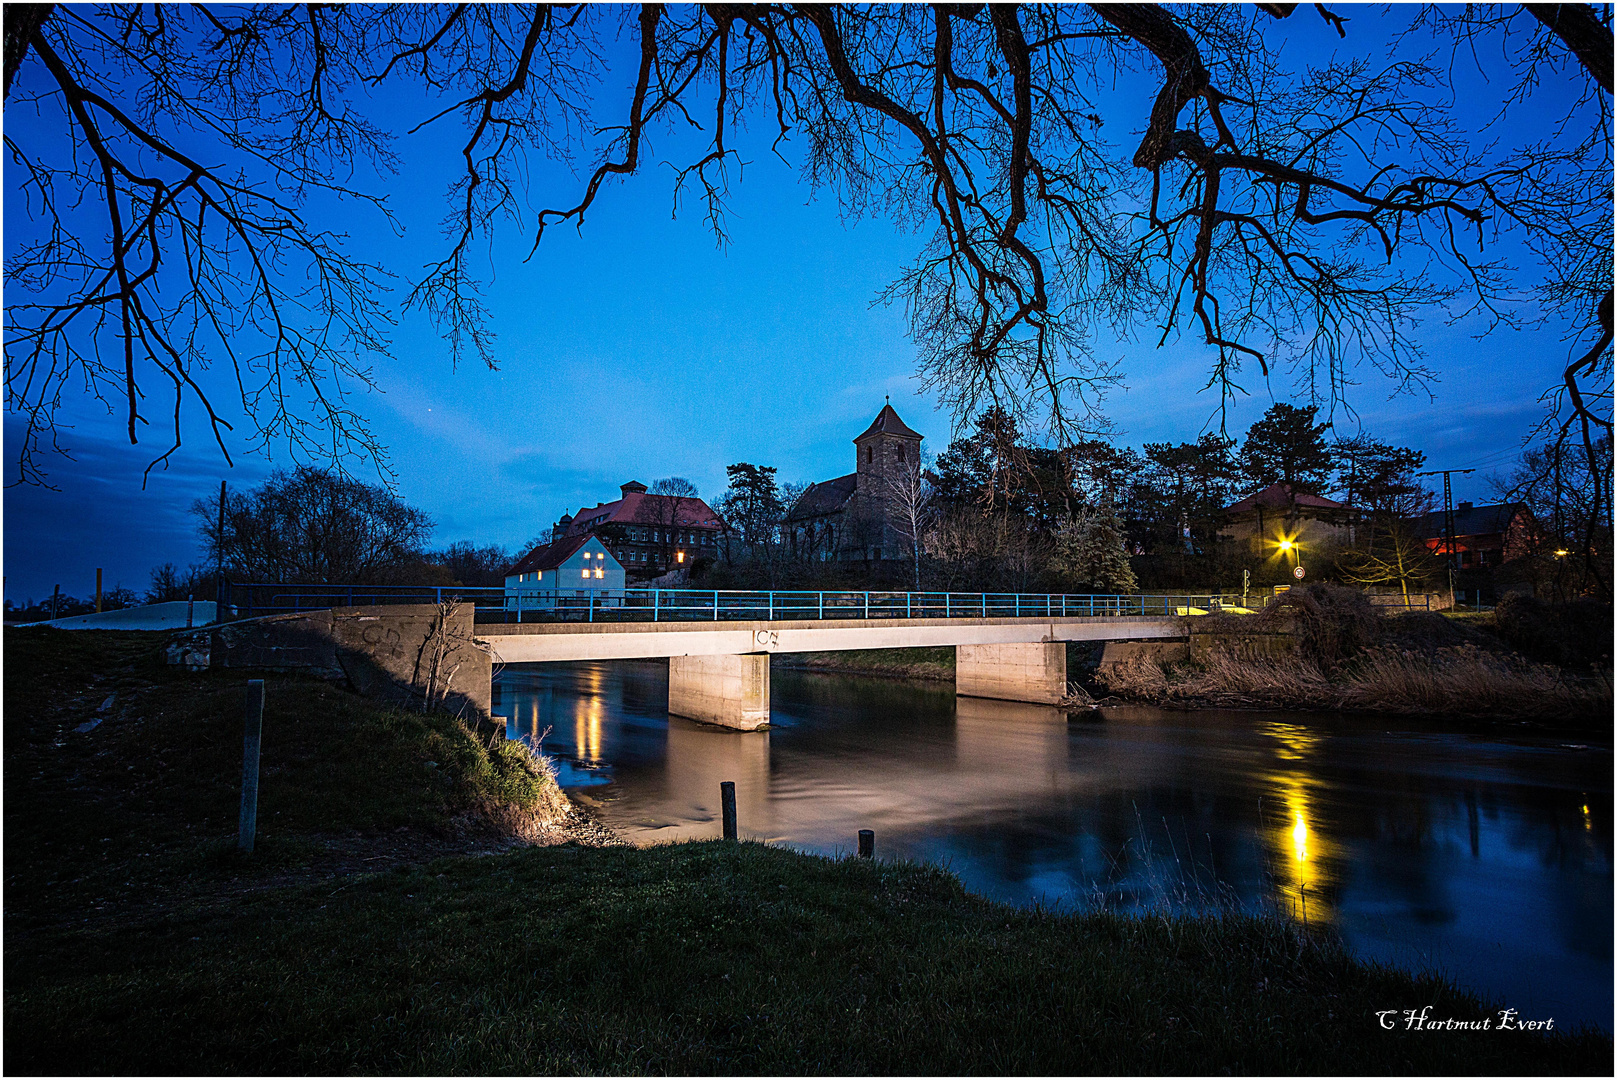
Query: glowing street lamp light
[[1278, 539, 1295, 553]]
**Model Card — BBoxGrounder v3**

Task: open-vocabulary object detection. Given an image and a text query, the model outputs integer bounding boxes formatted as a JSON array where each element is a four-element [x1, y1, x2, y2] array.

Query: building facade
[[503, 533, 625, 610], [1219, 483, 1359, 555], [1409, 501, 1533, 570], [786, 403, 924, 562], [551, 481, 726, 582]]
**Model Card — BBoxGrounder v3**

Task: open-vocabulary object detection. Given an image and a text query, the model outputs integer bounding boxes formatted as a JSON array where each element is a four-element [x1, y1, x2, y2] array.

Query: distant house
[[786, 403, 924, 561], [503, 534, 624, 611], [552, 481, 726, 582], [1219, 483, 1359, 554], [1408, 501, 1533, 570]]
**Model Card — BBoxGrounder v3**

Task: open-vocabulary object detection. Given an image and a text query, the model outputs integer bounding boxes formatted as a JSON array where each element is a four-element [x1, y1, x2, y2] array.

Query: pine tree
[[1051, 507, 1138, 594]]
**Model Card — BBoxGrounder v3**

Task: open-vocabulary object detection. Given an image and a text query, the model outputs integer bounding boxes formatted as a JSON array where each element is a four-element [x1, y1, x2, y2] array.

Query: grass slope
[[4, 627, 568, 931], [6, 841, 1608, 1075]]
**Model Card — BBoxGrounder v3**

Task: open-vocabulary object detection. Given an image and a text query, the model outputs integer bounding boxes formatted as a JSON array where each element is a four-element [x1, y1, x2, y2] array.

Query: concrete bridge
[[482, 614, 1189, 730], [191, 588, 1221, 730]]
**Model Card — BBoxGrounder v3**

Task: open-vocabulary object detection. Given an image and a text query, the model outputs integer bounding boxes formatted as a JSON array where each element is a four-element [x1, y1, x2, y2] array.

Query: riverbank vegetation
[[7, 626, 1609, 1073], [1099, 587, 1613, 724]]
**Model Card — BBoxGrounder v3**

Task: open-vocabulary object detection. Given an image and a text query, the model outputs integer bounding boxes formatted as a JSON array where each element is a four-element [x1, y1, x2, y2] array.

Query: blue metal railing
[[217, 581, 1246, 624]]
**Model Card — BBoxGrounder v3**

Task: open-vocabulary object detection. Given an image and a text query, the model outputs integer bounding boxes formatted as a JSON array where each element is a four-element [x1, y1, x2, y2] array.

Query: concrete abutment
[[955, 642, 1067, 705], [668, 653, 771, 730]]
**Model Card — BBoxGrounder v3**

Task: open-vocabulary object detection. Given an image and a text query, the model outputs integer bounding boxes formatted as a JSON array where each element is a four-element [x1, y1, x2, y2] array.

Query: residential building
[[502, 534, 625, 610], [1219, 482, 1359, 554], [552, 481, 726, 582], [1408, 501, 1534, 570], [786, 403, 924, 561]]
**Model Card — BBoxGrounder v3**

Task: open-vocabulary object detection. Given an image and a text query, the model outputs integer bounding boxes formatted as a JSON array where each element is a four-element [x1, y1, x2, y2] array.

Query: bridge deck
[[480, 614, 1188, 664]]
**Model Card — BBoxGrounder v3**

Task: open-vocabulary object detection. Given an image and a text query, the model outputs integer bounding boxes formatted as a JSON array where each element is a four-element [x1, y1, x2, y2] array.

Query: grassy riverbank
[[6, 626, 1609, 1073], [3, 627, 582, 934], [9, 839, 1610, 1075], [775, 645, 956, 681]]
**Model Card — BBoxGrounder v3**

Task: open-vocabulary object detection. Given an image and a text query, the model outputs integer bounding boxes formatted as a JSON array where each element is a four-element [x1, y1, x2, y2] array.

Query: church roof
[[787, 473, 858, 519], [1225, 482, 1348, 513], [854, 403, 922, 442]]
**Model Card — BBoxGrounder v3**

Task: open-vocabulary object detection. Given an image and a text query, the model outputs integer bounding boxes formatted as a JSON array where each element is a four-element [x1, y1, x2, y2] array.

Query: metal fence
[[218, 582, 1249, 623]]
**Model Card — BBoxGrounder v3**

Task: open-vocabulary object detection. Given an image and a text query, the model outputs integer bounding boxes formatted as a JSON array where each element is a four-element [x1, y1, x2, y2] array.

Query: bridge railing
[[217, 582, 1249, 623]]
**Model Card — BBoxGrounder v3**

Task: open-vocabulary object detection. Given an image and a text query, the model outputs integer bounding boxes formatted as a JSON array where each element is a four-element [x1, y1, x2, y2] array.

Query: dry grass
[[1338, 644, 1612, 717], [1098, 646, 1611, 720]]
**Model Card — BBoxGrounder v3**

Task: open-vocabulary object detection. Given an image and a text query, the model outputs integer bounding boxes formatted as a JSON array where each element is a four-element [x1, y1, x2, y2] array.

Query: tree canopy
[[4, 3, 1610, 488], [196, 466, 435, 584], [1238, 403, 1334, 496]]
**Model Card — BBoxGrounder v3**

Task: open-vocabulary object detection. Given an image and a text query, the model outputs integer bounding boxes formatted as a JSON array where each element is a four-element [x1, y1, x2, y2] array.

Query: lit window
[[582, 568, 590, 580], [595, 567, 604, 579], [677, 551, 685, 563]]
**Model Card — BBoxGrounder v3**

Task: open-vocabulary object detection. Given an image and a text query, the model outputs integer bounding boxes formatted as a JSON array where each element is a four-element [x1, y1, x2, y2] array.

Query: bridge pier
[[955, 642, 1066, 705], [668, 653, 770, 730]]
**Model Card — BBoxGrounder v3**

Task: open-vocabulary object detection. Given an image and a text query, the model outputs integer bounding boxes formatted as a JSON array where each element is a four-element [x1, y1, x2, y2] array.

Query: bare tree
[[1338, 517, 1443, 607], [5, 5, 1609, 487], [881, 463, 934, 589], [196, 466, 434, 584]]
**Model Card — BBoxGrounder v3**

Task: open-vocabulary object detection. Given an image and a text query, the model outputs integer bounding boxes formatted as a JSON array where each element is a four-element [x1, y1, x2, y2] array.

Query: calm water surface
[[494, 661, 1613, 1031]]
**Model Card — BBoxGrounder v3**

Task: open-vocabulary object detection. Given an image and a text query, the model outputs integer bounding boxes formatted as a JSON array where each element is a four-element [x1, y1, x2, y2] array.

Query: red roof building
[[545, 481, 726, 582]]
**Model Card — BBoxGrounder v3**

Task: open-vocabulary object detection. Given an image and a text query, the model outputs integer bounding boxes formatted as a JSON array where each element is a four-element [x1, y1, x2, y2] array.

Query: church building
[[785, 402, 924, 562]]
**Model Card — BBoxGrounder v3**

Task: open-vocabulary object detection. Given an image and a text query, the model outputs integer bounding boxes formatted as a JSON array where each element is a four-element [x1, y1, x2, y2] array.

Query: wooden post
[[858, 829, 874, 858], [238, 680, 265, 853], [720, 781, 737, 840], [95, 568, 103, 613], [51, 584, 60, 620]]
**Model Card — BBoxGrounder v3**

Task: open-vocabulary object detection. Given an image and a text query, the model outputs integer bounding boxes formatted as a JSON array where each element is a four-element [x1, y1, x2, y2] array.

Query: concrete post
[[668, 653, 770, 730], [955, 642, 1067, 705]]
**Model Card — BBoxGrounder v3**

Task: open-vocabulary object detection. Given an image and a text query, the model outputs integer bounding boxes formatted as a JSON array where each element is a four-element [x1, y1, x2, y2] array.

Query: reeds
[[1098, 646, 1611, 719]]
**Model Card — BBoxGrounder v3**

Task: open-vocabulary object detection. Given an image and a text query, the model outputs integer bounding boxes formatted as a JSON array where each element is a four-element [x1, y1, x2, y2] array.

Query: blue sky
[[3, 6, 1599, 602]]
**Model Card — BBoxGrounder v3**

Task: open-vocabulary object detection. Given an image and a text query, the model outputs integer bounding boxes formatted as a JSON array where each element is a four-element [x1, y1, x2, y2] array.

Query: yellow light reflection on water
[[574, 668, 606, 764], [1263, 722, 1333, 924]]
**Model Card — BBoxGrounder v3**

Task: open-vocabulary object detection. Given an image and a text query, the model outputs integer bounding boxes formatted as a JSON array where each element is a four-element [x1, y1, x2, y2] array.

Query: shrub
[[1494, 594, 1614, 670]]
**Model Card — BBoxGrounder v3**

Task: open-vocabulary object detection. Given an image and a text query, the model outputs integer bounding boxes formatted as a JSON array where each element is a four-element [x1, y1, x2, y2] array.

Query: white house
[[503, 533, 626, 612]]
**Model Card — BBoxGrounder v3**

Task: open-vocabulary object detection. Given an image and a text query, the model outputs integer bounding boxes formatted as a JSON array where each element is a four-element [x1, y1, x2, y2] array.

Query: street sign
[[1293, 565, 1306, 579]]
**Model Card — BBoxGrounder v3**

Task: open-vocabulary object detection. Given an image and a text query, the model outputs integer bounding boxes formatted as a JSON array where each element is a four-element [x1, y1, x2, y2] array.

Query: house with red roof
[[547, 481, 726, 582], [502, 533, 624, 611], [1219, 482, 1359, 556]]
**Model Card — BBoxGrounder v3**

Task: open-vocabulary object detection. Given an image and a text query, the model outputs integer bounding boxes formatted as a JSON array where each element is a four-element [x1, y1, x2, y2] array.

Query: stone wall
[[167, 604, 492, 718]]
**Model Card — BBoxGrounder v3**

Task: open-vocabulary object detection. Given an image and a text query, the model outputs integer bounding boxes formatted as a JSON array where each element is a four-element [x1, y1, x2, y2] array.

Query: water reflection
[[494, 660, 1613, 1032]]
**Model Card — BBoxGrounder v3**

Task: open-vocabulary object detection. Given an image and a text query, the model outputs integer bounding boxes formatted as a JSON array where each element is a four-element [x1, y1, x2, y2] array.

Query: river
[[494, 660, 1613, 1032]]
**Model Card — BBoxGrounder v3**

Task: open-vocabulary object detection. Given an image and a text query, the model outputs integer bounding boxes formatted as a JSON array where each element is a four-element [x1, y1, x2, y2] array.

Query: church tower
[[850, 400, 923, 559]]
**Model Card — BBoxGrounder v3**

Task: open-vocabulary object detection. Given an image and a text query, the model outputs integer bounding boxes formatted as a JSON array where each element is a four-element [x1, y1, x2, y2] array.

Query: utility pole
[[1417, 468, 1475, 605], [216, 480, 228, 616]]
